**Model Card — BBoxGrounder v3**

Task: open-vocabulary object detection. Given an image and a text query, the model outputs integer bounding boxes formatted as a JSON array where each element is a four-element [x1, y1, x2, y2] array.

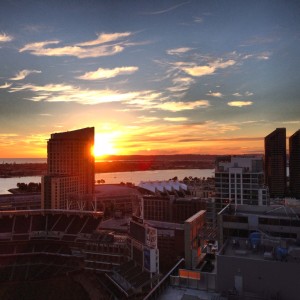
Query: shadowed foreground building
[[289, 129, 300, 199], [42, 127, 94, 210], [264, 128, 286, 198]]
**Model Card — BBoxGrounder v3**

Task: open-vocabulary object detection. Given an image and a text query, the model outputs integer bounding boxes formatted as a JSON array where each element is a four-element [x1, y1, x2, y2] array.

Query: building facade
[[215, 156, 268, 211], [264, 128, 286, 198], [289, 129, 300, 199], [42, 127, 94, 209]]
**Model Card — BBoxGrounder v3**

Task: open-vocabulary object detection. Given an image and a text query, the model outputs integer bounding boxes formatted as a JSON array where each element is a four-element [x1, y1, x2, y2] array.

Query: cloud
[[241, 36, 278, 47], [20, 32, 133, 58], [228, 101, 253, 107], [167, 47, 193, 56], [233, 92, 242, 97], [135, 116, 160, 123], [0, 82, 12, 88], [194, 17, 203, 23], [10, 69, 41, 81], [142, 2, 189, 15], [182, 59, 236, 77], [164, 117, 188, 122], [233, 91, 253, 97], [206, 91, 223, 98], [257, 51, 271, 60], [10, 82, 161, 106], [158, 100, 210, 112], [282, 120, 300, 124], [167, 76, 195, 93], [0, 133, 18, 137], [77, 32, 131, 46], [77, 66, 138, 80], [0, 33, 13, 42], [116, 120, 240, 154], [183, 65, 215, 76]]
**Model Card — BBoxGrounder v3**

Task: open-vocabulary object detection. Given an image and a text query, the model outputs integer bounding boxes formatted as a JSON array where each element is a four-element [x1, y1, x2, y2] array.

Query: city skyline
[[1, 0, 300, 158]]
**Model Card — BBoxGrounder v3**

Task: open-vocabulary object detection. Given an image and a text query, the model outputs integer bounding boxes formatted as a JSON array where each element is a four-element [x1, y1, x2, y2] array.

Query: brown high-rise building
[[289, 129, 300, 199], [42, 127, 95, 209], [264, 128, 286, 198]]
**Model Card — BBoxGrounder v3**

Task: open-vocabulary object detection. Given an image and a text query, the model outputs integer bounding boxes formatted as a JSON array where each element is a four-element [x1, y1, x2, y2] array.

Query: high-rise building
[[289, 129, 300, 199], [264, 128, 286, 198], [42, 127, 95, 209], [215, 156, 268, 210]]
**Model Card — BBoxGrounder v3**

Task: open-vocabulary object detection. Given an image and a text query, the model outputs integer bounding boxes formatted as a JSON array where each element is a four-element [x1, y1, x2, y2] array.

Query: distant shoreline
[[0, 155, 216, 178]]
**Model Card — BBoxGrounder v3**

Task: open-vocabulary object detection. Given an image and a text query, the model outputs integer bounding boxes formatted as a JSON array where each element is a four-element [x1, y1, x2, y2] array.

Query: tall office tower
[[264, 128, 286, 198], [42, 127, 95, 209], [289, 129, 300, 199], [215, 156, 269, 211]]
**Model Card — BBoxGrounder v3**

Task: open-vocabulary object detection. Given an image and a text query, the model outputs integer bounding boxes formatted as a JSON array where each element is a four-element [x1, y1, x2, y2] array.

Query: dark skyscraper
[[264, 128, 286, 198], [42, 127, 95, 209], [289, 129, 300, 199]]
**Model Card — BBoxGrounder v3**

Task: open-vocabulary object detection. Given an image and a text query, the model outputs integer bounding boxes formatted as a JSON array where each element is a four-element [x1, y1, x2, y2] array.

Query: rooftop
[[219, 203, 300, 219], [219, 236, 300, 264]]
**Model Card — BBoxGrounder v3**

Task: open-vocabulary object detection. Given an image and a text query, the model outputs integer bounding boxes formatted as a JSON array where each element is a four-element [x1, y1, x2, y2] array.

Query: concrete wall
[[217, 254, 300, 300]]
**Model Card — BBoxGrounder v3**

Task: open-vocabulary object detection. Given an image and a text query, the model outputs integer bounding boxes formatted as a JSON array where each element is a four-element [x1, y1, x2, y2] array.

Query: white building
[[215, 156, 269, 210]]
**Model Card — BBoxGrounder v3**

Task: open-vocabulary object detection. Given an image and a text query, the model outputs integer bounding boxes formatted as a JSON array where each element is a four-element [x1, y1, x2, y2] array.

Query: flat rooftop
[[219, 237, 300, 264], [220, 203, 300, 218]]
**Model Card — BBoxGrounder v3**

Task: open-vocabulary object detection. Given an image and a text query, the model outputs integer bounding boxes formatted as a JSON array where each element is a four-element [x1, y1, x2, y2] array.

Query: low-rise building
[[217, 204, 300, 299]]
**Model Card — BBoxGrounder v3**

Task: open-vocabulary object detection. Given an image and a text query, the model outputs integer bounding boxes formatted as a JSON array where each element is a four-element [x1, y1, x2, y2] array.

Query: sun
[[93, 133, 117, 157]]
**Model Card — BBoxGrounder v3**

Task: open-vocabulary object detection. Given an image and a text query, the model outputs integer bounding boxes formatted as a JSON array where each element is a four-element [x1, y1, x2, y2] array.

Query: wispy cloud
[[116, 120, 241, 155], [194, 17, 203, 23], [282, 120, 300, 124], [233, 92, 242, 97], [164, 117, 188, 122], [10, 69, 41, 81], [142, 2, 189, 15], [135, 116, 160, 123], [12, 81, 210, 112], [206, 91, 223, 98], [228, 101, 253, 107], [10, 82, 161, 106], [233, 91, 253, 97], [0, 133, 18, 137], [20, 32, 134, 58], [158, 100, 210, 112], [0, 33, 13, 42], [39, 113, 52, 116], [182, 59, 236, 77], [77, 32, 131, 46], [167, 76, 195, 93], [167, 47, 193, 56], [77, 66, 138, 80], [241, 36, 278, 47], [0, 82, 12, 88], [257, 51, 272, 60]]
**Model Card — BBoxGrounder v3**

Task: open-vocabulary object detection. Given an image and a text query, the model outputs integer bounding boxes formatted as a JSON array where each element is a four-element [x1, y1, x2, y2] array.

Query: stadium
[[0, 209, 163, 299]]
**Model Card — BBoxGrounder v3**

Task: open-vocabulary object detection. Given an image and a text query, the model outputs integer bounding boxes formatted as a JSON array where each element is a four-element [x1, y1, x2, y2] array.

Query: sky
[[0, 0, 300, 158]]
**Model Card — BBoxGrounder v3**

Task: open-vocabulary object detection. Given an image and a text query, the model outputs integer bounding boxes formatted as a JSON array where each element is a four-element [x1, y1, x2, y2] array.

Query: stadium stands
[[0, 209, 102, 283]]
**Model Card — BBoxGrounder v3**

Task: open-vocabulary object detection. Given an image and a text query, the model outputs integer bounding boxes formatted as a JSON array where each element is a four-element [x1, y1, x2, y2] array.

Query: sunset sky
[[0, 0, 300, 158]]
